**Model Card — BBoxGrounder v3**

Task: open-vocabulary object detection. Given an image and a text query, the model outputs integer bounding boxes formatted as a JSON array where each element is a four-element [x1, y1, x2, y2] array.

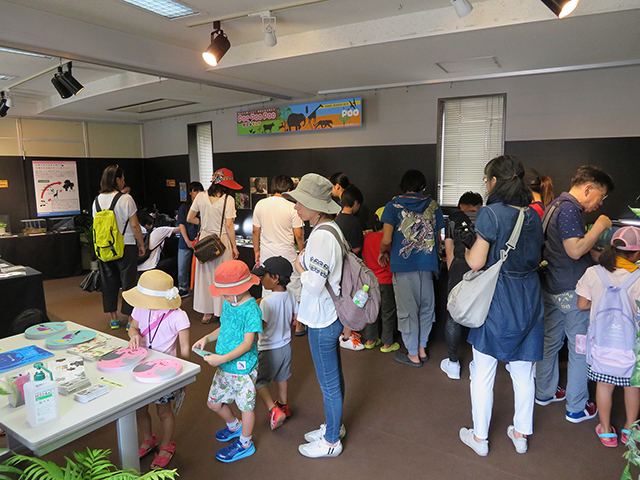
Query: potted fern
[[0, 448, 178, 480], [622, 421, 640, 480]]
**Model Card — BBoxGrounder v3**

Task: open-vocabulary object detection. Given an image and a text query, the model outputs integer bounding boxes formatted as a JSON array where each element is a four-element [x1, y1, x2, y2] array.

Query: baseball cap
[[251, 256, 293, 283], [611, 226, 640, 251]]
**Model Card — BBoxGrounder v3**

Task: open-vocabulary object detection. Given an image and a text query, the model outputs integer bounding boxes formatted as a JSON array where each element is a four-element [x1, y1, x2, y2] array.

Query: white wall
[[143, 64, 640, 158]]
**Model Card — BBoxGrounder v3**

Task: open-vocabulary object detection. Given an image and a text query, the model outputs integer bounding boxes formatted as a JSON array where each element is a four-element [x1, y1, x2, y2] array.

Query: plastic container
[[353, 284, 370, 308], [24, 362, 59, 427]]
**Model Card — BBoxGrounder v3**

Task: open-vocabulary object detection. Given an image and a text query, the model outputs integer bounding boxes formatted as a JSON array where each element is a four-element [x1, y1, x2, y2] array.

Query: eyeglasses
[[588, 185, 608, 202]]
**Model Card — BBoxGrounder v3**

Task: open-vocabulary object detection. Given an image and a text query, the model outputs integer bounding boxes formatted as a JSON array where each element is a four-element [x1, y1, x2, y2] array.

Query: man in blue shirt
[[176, 181, 203, 298], [379, 170, 444, 367], [535, 165, 613, 423]]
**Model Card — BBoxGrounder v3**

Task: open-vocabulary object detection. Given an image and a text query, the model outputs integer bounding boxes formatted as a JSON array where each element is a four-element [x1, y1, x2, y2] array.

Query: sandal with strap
[[150, 441, 175, 469], [622, 429, 631, 444], [596, 424, 617, 448], [139, 435, 157, 458]]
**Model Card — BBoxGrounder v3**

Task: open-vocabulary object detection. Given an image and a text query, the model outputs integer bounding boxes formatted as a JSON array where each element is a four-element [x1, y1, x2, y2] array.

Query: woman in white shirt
[[187, 168, 242, 324], [92, 165, 145, 330], [283, 173, 346, 458]]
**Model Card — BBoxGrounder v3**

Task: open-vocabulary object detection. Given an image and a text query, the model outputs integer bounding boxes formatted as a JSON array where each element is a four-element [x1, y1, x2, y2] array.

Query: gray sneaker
[[440, 358, 461, 380], [304, 424, 346, 443], [507, 425, 528, 454], [460, 427, 489, 457]]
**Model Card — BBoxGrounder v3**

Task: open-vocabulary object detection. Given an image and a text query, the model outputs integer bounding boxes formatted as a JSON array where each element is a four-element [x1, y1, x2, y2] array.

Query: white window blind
[[438, 95, 505, 206], [196, 122, 214, 187]]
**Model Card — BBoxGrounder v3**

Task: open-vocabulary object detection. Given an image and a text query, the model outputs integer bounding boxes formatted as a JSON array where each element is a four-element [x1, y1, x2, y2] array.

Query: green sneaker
[[110, 319, 120, 330]]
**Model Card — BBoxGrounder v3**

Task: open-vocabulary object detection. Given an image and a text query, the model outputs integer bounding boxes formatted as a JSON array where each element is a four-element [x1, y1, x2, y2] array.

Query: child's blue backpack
[[587, 266, 640, 378]]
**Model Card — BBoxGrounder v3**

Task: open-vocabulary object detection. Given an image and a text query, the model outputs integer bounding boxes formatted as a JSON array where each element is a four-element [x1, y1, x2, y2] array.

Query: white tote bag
[[447, 207, 526, 328]]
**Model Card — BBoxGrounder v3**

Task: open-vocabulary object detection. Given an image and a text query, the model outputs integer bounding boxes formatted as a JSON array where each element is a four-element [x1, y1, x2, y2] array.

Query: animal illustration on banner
[[238, 97, 361, 136]]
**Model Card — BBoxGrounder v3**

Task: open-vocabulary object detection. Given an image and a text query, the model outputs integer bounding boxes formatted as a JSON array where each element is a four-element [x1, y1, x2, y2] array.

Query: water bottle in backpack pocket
[[586, 266, 640, 378]]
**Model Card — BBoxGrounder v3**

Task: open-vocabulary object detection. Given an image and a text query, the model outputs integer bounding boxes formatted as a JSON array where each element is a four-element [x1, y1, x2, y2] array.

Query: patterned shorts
[[208, 368, 258, 412], [587, 364, 632, 387], [154, 388, 182, 405]]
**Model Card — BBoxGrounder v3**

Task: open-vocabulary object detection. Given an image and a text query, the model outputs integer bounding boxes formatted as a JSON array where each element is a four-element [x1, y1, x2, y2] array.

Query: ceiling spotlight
[[203, 21, 231, 66], [51, 62, 84, 99], [540, 0, 580, 18], [450, 0, 473, 18], [0, 91, 9, 117], [262, 12, 277, 47]]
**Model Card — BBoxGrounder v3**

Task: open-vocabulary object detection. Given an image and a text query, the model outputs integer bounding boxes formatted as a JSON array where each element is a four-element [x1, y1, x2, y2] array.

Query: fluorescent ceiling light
[[0, 47, 53, 59], [118, 0, 198, 19], [0, 74, 18, 81]]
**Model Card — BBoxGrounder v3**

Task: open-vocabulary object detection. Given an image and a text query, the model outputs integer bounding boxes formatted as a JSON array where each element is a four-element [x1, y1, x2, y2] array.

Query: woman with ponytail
[[459, 155, 544, 456]]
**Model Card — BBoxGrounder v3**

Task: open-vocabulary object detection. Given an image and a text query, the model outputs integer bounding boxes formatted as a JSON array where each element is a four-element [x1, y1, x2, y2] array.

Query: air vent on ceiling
[[436, 56, 501, 74], [0, 74, 18, 81], [109, 98, 198, 114]]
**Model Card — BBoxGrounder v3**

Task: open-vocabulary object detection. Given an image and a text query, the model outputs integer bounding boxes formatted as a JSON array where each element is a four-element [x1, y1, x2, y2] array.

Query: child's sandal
[[596, 424, 618, 448], [138, 435, 157, 458], [150, 441, 175, 469], [622, 429, 632, 444]]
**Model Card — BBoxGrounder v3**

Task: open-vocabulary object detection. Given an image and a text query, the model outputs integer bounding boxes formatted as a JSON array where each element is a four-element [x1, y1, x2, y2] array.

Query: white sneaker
[[459, 427, 488, 457], [440, 358, 461, 380], [298, 438, 343, 458], [304, 423, 346, 443], [340, 334, 364, 351], [507, 425, 528, 454]]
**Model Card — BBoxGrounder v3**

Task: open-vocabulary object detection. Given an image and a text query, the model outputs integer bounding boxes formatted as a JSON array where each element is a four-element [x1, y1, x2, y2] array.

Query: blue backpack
[[587, 266, 640, 378]]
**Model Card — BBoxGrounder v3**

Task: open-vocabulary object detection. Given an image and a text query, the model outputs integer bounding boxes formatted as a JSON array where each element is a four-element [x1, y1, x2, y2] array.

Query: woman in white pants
[[459, 155, 544, 456]]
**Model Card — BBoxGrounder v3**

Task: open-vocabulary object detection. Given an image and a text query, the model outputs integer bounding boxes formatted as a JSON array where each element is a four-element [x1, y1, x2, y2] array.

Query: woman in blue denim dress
[[459, 155, 544, 457]]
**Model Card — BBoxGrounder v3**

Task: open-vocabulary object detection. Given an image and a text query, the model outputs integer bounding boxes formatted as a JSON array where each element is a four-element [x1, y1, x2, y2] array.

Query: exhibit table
[[0, 321, 201, 471], [0, 262, 46, 337], [0, 231, 82, 279]]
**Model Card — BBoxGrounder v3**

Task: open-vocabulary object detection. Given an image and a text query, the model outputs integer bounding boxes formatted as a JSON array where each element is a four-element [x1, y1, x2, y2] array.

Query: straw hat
[[213, 168, 242, 190], [282, 173, 341, 214], [123, 270, 181, 310], [209, 260, 260, 296]]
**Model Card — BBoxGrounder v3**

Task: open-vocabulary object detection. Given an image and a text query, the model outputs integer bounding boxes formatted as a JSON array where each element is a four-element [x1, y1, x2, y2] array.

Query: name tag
[[236, 361, 246, 371]]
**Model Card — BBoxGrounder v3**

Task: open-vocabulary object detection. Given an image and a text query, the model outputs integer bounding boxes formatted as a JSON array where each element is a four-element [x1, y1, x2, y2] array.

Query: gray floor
[[1, 274, 632, 479]]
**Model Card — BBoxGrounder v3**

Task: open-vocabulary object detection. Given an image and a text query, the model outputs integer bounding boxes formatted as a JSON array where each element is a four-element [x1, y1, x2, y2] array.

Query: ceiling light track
[[186, 0, 332, 28]]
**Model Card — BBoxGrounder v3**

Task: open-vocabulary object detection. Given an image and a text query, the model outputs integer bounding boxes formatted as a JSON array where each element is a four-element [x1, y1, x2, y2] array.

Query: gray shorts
[[256, 344, 292, 390]]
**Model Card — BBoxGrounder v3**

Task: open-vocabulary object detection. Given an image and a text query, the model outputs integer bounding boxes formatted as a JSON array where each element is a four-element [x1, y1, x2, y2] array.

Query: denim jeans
[[535, 290, 590, 413], [177, 248, 193, 291], [308, 319, 345, 444]]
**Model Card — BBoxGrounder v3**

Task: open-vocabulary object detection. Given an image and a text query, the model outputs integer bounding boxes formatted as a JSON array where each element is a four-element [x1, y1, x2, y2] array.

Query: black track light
[[203, 21, 231, 67], [0, 91, 9, 118], [51, 62, 84, 99], [540, 0, 580, 18]]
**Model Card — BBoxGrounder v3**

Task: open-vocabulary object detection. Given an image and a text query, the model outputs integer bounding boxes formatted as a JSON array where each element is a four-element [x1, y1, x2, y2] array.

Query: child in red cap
[[193, 259, 262, 463]]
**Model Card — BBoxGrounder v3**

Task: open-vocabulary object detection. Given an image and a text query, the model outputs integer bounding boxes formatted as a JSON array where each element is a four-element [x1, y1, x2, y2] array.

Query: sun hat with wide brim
[[209, 259, 260, 296], [123, 270, 181, 310], [282, 173, 341, 214], [213, 168, 242, 190]]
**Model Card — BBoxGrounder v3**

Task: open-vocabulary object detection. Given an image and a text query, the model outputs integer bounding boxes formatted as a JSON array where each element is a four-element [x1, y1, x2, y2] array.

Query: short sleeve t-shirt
[[543, 193, 593, 294], [362, 231, 392, 284], [137, 226, 175, 272], [335, 213, 364, 253], [216, 298, 263, 374], [190, 192, 236, 236], [131, 307, 190, 357], [446, 209, 478, 260], [380, 194, 444, 273], [177, 202, 199, 250], [92, 192, 137, 245], [252, 195, 303, 263], [258, 290, 298, 351], [576, 266, 640, 325]]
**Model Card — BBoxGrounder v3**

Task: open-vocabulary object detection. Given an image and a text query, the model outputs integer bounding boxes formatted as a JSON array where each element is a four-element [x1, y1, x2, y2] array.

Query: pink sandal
[[150, 441, 175, 469], [596, 424, 617, 448], [138, 435, 157, 458]]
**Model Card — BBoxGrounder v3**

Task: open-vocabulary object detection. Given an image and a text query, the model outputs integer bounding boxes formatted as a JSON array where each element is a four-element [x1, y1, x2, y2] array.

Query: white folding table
[[0, 321, 201, 472]]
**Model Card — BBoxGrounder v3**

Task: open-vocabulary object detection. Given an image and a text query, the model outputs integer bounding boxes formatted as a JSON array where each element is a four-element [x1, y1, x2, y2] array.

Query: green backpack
[[93, 193, 129, 262]]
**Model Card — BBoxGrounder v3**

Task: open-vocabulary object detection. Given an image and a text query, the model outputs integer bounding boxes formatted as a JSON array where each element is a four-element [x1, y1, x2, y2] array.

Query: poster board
[[32, 161, 80, 217], [238, 97, 362, 136]]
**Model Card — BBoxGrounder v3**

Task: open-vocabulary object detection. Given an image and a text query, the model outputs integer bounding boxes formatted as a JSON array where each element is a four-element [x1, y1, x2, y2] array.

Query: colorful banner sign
[[237, 97, 362, 136], [32, 160, 80, 217]]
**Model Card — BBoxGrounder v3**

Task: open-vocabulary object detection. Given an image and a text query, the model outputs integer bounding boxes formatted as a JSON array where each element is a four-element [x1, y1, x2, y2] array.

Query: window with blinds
[[437, 94, 505, 207], [196, 122, 214, 187]]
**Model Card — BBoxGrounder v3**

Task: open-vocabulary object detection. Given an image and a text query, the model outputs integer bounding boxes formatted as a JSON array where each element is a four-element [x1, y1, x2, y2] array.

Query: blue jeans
[[535, 290, 590, 413], [308, 319, 345, 444], [177, 248, 193, 291]]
